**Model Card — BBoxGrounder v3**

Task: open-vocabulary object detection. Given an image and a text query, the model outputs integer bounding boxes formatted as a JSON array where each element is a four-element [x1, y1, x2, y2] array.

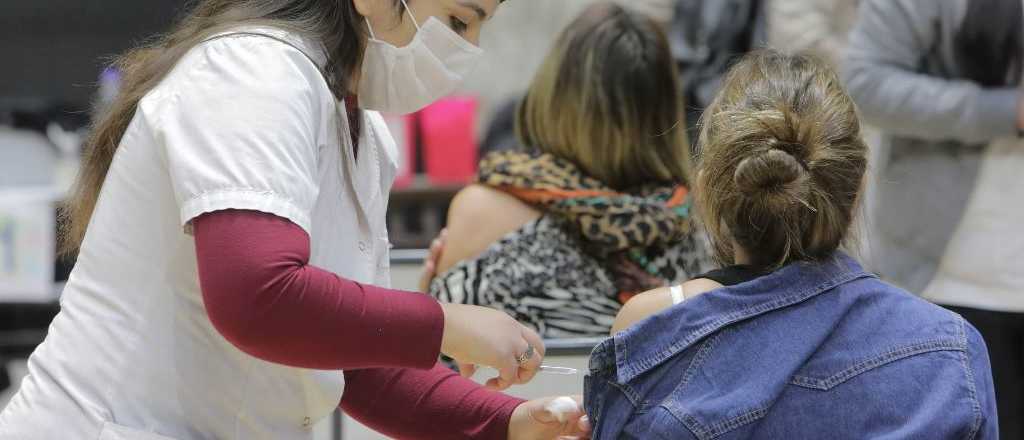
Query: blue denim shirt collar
[[610, 252, 872, 383]]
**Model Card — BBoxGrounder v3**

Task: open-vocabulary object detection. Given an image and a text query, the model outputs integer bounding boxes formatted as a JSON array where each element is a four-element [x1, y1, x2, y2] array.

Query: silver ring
[[516, 345, 535, 365]]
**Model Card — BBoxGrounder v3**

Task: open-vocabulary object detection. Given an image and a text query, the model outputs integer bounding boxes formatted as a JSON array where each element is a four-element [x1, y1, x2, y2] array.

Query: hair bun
[[733, 147, 809, 197]]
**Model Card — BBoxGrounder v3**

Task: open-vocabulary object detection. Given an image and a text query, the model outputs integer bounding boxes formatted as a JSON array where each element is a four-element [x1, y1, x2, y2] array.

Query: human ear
[[352, 0, 375, 18]]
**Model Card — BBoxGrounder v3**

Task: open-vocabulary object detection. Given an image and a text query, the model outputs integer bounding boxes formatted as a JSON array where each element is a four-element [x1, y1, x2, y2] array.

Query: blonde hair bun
[[695, 50, 868, 270], [733, 147, 810, 200]]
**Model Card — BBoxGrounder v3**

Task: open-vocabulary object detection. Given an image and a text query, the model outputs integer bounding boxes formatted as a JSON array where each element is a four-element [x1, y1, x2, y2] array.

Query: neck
[[733, 245, 753, 266]]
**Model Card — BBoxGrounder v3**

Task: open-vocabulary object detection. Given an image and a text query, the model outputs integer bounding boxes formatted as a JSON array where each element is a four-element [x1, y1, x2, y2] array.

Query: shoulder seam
[[200, 32, 324, 73], [954, 314, 983, 440]]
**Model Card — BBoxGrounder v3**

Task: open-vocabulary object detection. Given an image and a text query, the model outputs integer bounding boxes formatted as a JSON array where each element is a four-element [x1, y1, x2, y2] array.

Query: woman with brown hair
[[0, 1, 591, 439], [594, 50, 998, 438], [425, 3, 713, 342]]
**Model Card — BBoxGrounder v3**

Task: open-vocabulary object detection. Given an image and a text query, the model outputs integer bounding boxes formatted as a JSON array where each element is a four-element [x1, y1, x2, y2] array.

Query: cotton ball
[[544, 396, 581, 423]]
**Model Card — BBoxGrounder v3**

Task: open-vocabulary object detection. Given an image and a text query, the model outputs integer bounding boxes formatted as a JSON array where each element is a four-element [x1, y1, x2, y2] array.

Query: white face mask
[[359, 1, 484, 114]]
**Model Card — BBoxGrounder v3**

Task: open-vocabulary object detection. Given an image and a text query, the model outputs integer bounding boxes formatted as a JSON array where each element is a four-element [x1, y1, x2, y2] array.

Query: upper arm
[[612, 288, 673, 335], [843, 0, 1018, 143], [148, 36, 326, 234], [612, 279, 724, 335], [192, 209, 310, 345], [435, 184, 541, 274]]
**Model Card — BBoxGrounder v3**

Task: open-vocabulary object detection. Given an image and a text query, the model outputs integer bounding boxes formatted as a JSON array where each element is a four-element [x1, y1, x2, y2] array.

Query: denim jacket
[[585, 253, 998, 439]]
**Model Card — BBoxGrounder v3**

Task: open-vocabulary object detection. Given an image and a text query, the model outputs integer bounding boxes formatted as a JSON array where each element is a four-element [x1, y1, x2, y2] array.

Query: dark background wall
[[0, 0, 184, 111]]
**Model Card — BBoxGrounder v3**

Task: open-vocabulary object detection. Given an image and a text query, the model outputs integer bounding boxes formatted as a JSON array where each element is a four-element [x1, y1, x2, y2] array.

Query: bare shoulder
[[436, 184, 542, 273], [612, 287, 673, 335], [447, 184, 528, 221], [611, 278, 724, 335], [680, 278, 723, 297]]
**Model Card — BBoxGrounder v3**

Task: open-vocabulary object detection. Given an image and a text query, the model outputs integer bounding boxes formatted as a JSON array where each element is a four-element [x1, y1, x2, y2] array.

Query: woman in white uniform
[[0, 0, 590, 439]]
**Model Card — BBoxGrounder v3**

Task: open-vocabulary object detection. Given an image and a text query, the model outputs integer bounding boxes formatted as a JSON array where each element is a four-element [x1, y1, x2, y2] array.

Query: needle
[[481, 365, 579, 375], [538, 365, 578, 375]]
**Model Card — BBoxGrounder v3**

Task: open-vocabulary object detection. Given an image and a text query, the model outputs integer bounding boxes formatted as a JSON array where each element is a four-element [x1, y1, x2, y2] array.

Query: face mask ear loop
[[400, 0, 422, 31], [365, 18, 377, 40]]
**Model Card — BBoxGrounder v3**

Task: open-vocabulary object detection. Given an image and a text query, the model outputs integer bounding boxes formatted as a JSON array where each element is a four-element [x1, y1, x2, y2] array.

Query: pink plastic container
[[419, 96, 479, 185]]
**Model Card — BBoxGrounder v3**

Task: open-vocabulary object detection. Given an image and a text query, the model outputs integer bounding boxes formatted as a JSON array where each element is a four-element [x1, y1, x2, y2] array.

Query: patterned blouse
[[430, 215, 714, 338]]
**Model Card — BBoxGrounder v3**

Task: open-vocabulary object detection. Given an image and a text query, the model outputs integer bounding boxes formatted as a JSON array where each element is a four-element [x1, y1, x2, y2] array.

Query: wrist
[[506, 400, 531, 440], [438, 303, 456, 358]]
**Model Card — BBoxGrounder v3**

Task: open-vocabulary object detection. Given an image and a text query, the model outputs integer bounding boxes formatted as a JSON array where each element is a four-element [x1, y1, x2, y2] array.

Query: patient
[[426, 3, 713, 339], [591, 50, 998, 439]]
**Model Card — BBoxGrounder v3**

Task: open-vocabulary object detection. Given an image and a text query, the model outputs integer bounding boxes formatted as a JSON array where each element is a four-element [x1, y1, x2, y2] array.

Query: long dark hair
[[62, 0, 401, 254], [955, 0, 1023, 86]]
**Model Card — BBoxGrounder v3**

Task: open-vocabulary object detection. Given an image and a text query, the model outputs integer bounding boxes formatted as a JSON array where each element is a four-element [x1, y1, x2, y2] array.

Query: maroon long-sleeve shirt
[[192, 210, 523, 439]]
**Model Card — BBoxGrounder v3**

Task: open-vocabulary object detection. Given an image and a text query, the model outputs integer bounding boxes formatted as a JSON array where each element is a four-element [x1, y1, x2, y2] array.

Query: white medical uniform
[[0, 27, 398, 439]]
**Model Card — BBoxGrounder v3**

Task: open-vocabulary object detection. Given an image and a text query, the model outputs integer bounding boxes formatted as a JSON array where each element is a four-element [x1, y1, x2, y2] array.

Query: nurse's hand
[[440, 304, 545, 390], [509, 396, 591, 439]]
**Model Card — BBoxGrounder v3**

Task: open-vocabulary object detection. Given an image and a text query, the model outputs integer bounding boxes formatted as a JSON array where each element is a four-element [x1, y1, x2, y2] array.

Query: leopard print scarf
[[479, 150, 694, 295]]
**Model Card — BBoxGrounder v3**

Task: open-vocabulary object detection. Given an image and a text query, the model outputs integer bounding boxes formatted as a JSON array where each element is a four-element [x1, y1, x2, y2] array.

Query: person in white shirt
[[0, 1, 591, 439]]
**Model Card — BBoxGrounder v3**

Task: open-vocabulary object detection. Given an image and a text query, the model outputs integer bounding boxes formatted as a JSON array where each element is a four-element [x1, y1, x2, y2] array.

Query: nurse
[[0, 1, 590, 439]]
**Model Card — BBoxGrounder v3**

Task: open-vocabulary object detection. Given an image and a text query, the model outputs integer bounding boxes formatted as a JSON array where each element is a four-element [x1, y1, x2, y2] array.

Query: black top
[[697, 265, 764, 287]]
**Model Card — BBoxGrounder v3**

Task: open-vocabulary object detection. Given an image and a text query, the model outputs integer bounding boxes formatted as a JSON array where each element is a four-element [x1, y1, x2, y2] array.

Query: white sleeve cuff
[[179, 189, 312, 235]]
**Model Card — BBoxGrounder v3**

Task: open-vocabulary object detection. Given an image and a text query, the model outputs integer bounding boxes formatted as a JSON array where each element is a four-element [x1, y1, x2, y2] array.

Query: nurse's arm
[[193, 209, 526, 438], [192, 209, 445, 370], [341, 363, 524, 440]]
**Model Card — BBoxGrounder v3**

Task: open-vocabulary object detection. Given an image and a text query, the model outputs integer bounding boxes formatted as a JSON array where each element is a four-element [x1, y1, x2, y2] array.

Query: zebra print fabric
[[429, 215, 714, 338]]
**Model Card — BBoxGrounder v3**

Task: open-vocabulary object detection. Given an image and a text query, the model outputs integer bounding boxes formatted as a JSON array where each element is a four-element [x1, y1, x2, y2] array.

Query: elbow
[[191, 210, 312, 359], [841, 65, 912, 132], [201, 284, 262, 354], [197, 266, 282, 357], [198, 262, 304, 361]]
